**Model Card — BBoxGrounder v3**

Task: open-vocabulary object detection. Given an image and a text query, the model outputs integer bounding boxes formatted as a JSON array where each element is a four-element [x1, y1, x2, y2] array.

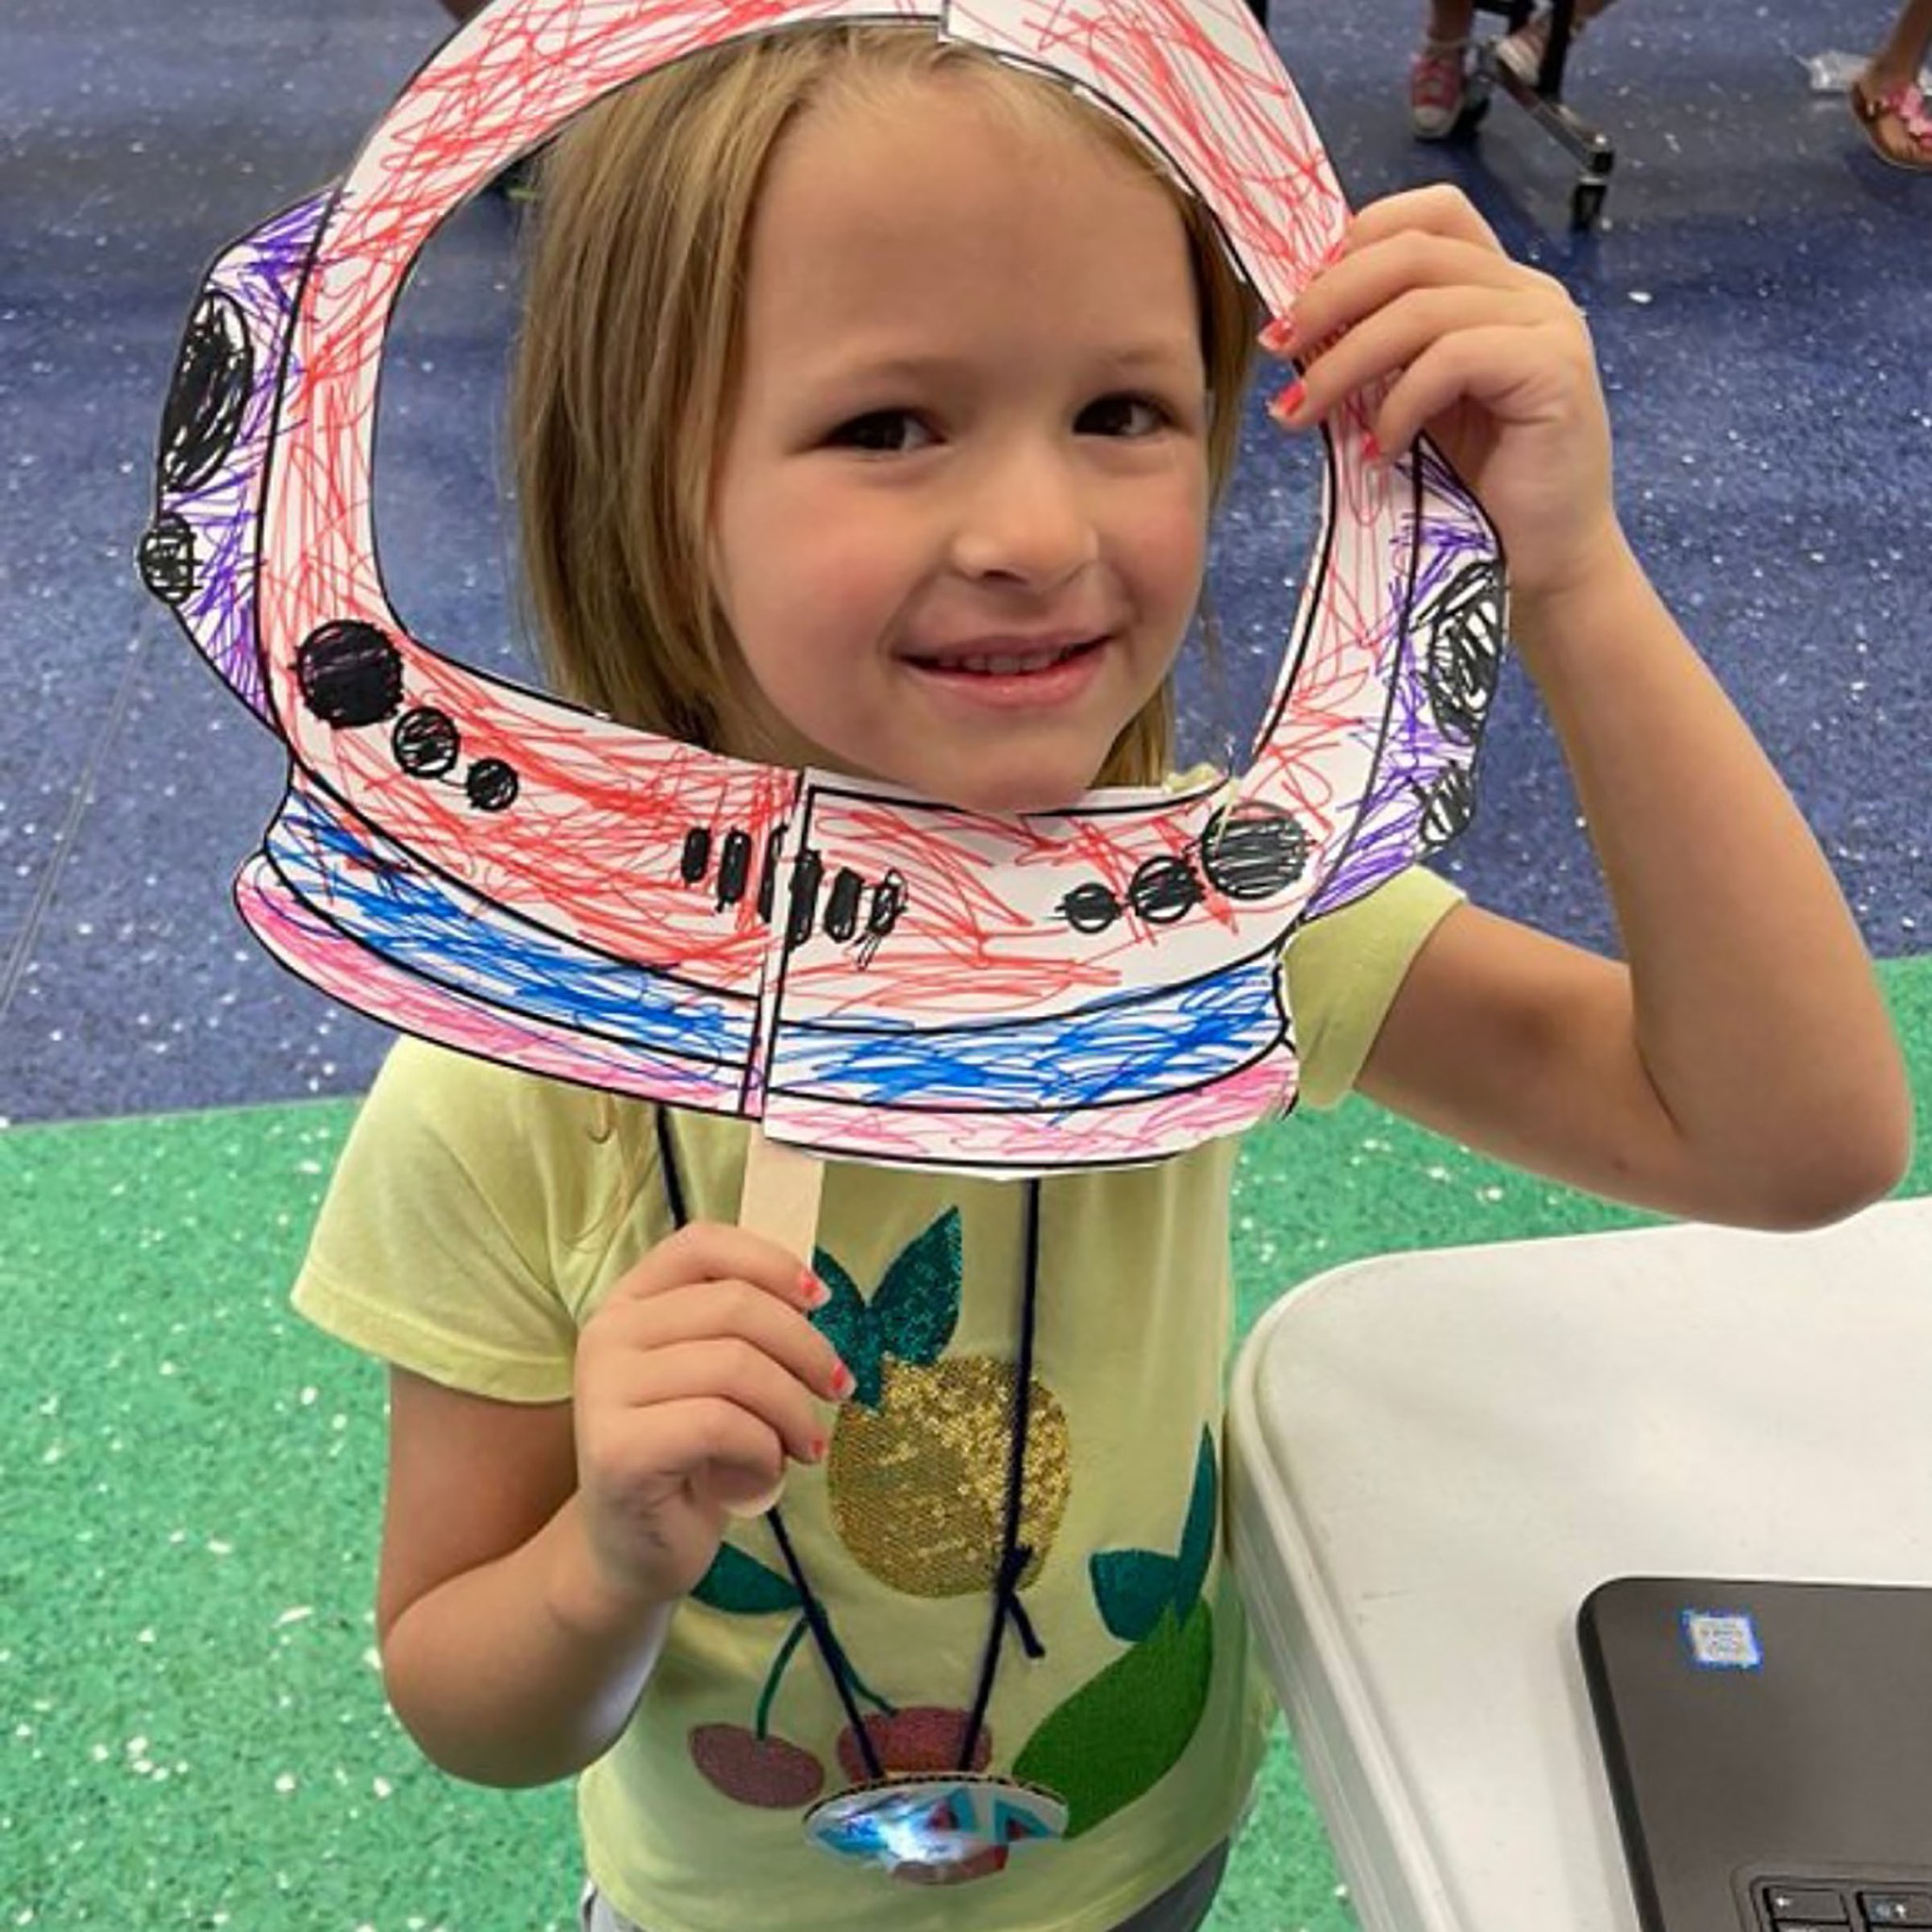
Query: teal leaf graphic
[[1174, 1430, 1217, 1616], [1089, 1429, 1220, 1639], [870, 1209, 962, 1368], [691, 1542, 801, 1616], [808, 1248, 884, 1407], [1091, 1549, 1182, 1645]]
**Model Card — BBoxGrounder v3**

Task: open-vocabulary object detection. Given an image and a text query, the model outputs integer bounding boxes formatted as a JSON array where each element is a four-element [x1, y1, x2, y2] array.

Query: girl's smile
[[708, 73, 1211, 816], [897, 632, 1108, 705]]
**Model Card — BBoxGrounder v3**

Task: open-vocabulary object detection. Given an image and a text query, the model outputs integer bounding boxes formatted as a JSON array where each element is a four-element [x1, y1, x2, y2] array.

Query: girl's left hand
[[1267, 185, 1618, 605]]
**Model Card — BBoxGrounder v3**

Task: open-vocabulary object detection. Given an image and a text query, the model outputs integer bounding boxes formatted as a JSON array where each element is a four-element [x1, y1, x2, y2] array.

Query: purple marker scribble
[[1306, 439, 1505, 917], [155, 192, 333, 721]]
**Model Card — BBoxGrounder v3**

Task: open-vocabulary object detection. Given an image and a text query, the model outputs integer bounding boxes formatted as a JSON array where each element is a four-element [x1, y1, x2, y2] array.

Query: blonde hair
[[512, 22, 1258, 789]]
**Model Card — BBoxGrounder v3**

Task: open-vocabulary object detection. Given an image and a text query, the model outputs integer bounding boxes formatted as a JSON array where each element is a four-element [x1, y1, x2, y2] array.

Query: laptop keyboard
[[1757, 1882, 1932, 1930]]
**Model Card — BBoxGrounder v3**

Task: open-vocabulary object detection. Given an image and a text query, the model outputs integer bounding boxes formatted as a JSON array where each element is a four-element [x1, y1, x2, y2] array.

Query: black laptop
[[1578, 1577, 1932, 1932]]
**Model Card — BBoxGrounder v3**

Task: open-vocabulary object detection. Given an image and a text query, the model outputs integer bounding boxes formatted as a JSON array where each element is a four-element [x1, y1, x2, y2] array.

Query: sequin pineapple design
[[814, 1209, 1071, 1598]]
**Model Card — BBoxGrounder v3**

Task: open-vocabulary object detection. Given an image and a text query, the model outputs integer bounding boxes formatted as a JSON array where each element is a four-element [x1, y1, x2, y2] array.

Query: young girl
[[293, 22, 1909, 1932]]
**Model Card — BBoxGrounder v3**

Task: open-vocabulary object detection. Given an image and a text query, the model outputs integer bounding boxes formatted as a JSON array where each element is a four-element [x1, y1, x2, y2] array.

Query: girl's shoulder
[[368, 1034, 615, 1158], [350, 1037, 669, 1245]]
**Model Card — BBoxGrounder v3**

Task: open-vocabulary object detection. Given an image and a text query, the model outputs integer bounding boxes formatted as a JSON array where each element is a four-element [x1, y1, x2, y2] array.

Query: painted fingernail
[[1269, 378, 1307, 424], [830, 1362, 856, 1401], [1257, 312, 1296, 352], [1361, 428, 1384, 466], [802, 1271, 831, 1308], [808, 1434, 829, 1463]]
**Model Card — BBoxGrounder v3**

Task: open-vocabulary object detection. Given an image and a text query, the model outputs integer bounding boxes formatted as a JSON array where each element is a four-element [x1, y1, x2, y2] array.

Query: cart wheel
[[1570, 179, 1607, 229]]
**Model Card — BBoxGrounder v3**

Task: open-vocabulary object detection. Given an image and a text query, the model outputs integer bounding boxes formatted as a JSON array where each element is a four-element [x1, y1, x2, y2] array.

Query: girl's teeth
[[938, 646, 1077, 675]]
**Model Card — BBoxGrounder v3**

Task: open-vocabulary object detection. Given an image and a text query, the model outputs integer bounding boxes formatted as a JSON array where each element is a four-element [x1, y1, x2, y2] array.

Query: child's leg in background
[[1411, 1, 1478, 139]]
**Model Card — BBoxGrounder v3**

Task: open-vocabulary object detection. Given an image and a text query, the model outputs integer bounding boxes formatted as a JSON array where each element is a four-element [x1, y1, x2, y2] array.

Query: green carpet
[[6, 958, 1927, 1928]]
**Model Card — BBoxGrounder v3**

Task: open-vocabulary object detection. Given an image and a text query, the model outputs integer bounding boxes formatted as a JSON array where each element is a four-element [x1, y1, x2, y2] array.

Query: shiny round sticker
[[804, 1773, 1067, 1882]]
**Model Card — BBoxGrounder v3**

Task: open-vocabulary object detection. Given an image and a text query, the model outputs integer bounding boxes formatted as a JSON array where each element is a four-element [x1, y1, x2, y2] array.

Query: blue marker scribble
[[773, 956, 1284, 1110], [265, 785, 750, 1069]]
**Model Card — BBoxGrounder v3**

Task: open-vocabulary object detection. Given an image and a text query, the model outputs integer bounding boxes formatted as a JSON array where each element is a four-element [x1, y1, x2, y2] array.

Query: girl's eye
[[827, 410, 933, 454], [1077, 393, 1169, 438]]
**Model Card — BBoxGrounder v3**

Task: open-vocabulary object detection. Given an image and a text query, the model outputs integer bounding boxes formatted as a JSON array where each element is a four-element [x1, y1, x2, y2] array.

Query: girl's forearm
[[1511, 529, 1910, 1222], [380, 1494, 676, 1789]]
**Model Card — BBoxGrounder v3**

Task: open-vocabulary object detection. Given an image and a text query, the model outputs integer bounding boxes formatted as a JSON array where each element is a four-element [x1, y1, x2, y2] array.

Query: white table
[[1226, 1195, 1932, 1932]]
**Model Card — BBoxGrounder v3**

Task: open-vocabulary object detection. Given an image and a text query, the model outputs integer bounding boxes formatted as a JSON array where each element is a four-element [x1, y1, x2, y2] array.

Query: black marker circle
[[867, 874, 907, 939], [159, 291, 253, 493], [296, 620, 405, 729], [1198, 804, 1309, 901], [824, 867, 866, 943], [1128, 854, 1203, 925], [391, 706, 461, 778], [137, 513, 197, 606], [678, 825, 712, 886], [1424, 559, 1506, 743], [1058, 881, 1123, 934], [465, 758, 520, 813], [1419, 765, 1475, 849]]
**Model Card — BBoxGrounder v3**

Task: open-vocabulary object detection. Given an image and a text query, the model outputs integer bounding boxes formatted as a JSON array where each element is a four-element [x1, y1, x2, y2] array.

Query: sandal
[[1409, 36, 1470, 141], [1850, 71, 1932, 172]]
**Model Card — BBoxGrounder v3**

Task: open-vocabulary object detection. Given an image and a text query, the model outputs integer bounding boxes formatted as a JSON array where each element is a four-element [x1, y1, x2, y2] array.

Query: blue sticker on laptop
[[1681, 1607, 1764, 1672]]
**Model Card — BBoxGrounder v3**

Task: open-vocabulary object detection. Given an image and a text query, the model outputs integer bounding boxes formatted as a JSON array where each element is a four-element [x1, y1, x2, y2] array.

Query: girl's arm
[[1357, 533, 1910, 1225], [377, 1226, 849, 1788], [376, 1372, 678, 1788], [1274, 188, 1911, 1226]]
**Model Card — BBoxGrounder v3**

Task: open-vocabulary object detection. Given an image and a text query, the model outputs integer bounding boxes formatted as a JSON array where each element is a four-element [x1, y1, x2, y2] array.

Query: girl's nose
[[949, 443, 1101, 588]]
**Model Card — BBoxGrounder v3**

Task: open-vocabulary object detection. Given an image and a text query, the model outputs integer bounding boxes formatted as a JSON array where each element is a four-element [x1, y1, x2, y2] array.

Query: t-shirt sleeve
[[292, 1039, 632, 1403], [1286, 869, 1464, 1110]]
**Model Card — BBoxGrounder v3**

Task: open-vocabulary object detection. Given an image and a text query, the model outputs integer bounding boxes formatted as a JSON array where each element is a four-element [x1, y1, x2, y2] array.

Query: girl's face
[[708, 75, 1211, 815]]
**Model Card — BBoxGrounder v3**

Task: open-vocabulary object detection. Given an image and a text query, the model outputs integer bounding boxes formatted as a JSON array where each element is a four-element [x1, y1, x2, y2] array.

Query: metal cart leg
[[1476, 0, 1617, 227]]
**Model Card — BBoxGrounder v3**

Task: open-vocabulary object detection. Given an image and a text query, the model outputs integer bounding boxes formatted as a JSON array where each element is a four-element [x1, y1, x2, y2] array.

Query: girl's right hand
[[570, 1224, 852, 1613]]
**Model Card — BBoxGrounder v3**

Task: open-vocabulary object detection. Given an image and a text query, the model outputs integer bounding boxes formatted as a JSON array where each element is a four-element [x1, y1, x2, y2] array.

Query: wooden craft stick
[[725, 1128, 827, 1518], [739, 1126, 826, 1263]]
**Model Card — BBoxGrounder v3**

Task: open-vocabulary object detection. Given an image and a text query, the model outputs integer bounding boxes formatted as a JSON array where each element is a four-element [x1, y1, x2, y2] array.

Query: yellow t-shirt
[[293, 869, 1460, 1932]]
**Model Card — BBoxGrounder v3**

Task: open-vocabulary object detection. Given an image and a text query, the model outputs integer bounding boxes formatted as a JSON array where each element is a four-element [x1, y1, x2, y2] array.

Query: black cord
[[654, 1113, 1045, 1789], [959, 1177, 1044, 1769], [652, 1106, 689, 1228], [655, 1112, 888, 1777], [767, 1506, 886, 1783]]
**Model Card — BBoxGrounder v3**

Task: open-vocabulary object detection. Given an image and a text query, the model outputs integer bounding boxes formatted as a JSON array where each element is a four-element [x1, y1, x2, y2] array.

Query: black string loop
[[653, 1111, 1046, 1785]]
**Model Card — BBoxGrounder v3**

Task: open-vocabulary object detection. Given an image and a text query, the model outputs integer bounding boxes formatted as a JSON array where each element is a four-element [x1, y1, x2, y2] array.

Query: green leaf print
[[808, 1248, 885, 1408], [1016, 1431, 1222, 1833], [691, 1542, 801, 1617], [1011, 1601, 1214, 1838], [1173, 1430, 1217, 1616], [1090, 1550, 1183, 1645], [1088, 1430, 1218, 1641], [869, 1208, 962, 1368]]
